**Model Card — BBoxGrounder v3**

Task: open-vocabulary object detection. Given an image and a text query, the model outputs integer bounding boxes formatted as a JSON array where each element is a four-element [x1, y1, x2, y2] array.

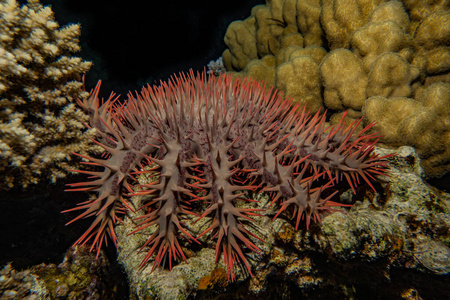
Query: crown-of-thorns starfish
[[64, 70, 392, 281]]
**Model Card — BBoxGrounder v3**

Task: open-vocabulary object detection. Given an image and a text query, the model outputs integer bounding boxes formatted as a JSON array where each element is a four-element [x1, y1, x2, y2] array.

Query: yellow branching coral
[[0, 0, 100, 190], [222, 0, 450, 177]]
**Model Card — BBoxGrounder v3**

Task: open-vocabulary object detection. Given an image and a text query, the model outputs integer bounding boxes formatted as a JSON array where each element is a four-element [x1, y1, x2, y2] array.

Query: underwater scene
[[1, 0, 449, 299]]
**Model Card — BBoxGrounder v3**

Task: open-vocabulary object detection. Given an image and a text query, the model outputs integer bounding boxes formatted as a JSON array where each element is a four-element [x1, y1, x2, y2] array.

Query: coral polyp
[[64, 70, 391, 280]]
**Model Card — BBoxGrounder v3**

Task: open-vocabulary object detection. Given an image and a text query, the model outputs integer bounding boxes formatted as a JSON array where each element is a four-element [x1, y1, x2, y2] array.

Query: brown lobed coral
[[221, 0, 450, 177], [64, 71, 391, 281]]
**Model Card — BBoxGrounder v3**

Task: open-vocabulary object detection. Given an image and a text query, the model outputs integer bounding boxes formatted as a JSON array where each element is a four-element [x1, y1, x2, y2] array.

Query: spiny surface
[[65, 70, 391, 280]]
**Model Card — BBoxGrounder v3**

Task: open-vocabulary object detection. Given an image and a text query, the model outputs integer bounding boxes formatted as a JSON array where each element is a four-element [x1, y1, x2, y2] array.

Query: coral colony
[[64, 71, 391, 281]]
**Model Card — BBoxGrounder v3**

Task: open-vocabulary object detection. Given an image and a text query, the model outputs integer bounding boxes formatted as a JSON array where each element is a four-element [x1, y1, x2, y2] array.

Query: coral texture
[[0, 246, 118, 299], [0, 0, 97, 190], [65, 71, 391, 280], [363, 82, 450, 177], [221, 0, 450, 177]]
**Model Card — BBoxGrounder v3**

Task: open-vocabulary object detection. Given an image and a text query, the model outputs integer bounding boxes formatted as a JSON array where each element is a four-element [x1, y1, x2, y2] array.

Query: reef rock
[[116, 146, 450, 300], [0, 246, 118, 300]]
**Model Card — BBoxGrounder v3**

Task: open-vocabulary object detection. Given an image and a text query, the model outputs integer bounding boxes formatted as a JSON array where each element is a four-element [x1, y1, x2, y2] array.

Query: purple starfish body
[[64, 70, 392, 280]]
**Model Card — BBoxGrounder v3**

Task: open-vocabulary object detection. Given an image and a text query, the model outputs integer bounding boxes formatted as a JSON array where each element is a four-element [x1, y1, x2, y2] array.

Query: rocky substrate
[[115, 146, 450, 300]]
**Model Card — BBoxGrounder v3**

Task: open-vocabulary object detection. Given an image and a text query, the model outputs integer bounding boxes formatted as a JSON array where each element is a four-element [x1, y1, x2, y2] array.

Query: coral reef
[[0, 245, 119, 300], [65, 70, 391, 283], [363, 82, 450, 177], [0, 0, 98, 190], [116, 146, 450, 299], [221, 0, 450, 177]]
